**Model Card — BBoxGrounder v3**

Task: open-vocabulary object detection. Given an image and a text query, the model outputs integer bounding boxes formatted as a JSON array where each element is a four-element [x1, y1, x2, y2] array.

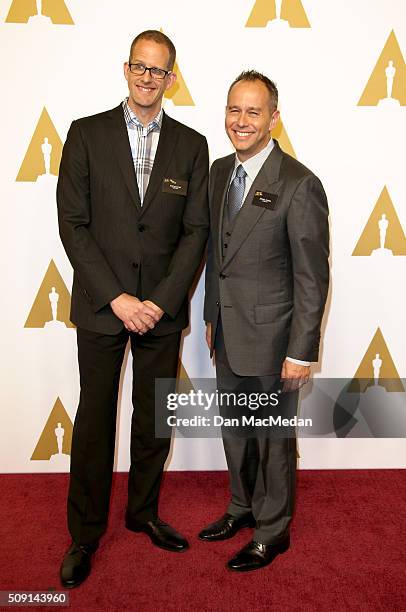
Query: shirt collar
[[234, 138, 275, 182], [122, 98, 163, 131]]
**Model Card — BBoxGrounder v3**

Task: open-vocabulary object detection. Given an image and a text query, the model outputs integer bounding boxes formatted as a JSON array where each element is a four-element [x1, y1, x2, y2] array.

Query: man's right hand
[[110, 293, 160, 333]]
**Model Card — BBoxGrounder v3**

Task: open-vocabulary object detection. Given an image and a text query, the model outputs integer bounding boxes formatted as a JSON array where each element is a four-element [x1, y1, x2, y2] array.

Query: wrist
[[110, 293, 125, 306]]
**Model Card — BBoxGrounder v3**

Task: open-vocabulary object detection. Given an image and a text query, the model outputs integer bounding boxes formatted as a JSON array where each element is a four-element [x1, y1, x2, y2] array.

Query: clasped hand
[[110, 293, 164, 334]]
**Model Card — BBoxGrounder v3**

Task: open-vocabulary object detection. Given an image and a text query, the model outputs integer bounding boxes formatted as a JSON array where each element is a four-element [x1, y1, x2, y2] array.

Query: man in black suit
[[200, 71, 329, 571], [57, 30, 209, 588]]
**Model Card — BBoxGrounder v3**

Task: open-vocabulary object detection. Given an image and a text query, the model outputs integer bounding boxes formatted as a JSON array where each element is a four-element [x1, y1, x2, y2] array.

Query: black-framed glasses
[[128, 62, 171, 80]]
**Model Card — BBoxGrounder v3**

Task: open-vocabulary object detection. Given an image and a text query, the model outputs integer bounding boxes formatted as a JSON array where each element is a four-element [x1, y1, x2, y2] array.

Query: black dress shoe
[[227, 538, 290, 572], [126, 517, 189, 552], [198, 513, 255, 541], [60, 541, 99, 588]]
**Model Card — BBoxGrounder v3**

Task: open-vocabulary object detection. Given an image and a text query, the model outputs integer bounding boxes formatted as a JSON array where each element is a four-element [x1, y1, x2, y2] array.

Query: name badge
[[252, 190, 278, 210], [162, 178, 188, 196]]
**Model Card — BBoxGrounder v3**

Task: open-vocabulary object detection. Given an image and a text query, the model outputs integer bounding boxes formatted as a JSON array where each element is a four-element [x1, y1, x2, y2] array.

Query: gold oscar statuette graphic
[[273, 119, 296, 158], [352, 187, 406, 256], [176, 359, 195, 394], [246, 0, 310, 28], [348, 328, 404, 393], [24, 260, 75, 329], [160, 29, 194, 106], [16, 108, 63, 182], [31, 398, 73, 461], [358, 30, 406, 106], [6, 0, 74, 24]]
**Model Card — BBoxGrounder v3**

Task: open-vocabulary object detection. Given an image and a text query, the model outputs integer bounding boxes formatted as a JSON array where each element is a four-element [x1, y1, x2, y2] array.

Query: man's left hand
[[280, 359, 310, 392], [142, 300, 164, 325]]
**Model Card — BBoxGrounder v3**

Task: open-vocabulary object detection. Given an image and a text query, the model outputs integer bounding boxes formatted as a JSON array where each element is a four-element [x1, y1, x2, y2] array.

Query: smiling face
[[225, 79, 279, 161], [124, 38, 176, 123]]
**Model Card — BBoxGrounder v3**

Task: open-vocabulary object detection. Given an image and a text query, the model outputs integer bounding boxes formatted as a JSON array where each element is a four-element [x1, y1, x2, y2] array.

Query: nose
[[140, 68, 154, 83], [236, 112, 249, 128]]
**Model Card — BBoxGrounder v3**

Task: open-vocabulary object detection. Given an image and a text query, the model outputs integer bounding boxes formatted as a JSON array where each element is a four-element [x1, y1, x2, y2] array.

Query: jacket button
[[138, 223, 145, 232], [219, 273, 227, 279], [216, 301, 219, 306]]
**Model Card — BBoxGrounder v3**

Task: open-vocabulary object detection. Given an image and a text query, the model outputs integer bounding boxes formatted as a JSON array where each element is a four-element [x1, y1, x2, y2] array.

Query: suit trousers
[[67, 326, 181, 546], [214, 319, 297, 545]]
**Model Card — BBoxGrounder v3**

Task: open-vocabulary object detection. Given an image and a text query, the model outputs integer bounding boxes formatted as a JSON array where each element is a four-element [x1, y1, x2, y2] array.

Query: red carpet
[[0, 470, 405, 611]]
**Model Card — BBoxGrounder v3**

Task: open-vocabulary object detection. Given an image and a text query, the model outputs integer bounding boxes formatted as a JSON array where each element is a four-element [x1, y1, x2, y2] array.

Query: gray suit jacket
[[204, 140, 329, 376]]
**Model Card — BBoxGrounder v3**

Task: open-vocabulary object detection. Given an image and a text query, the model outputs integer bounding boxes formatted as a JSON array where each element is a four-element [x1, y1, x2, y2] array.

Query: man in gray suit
[[200, 71, 329, 571]]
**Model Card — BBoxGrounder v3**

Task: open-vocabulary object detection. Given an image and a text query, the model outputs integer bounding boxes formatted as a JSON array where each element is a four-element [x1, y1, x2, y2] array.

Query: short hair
[[228, 70, 278, 110], [129, 30, 176, 70]]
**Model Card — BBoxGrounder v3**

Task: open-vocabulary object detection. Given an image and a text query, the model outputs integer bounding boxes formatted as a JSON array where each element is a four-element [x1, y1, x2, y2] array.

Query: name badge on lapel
[[252, 190, 278, 210], [162, 178, 188, 196]]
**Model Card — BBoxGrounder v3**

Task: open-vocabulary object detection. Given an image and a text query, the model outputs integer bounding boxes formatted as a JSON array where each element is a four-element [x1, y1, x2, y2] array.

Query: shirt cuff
[[286, 356, 311, 366]]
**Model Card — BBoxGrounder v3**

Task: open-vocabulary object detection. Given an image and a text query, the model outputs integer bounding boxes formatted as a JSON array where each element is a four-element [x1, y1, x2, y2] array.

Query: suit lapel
[[140, 111, 178, 216], [108, 104, 142, 211], [222, 140, 284, 269], [213, 158, 234, 265]]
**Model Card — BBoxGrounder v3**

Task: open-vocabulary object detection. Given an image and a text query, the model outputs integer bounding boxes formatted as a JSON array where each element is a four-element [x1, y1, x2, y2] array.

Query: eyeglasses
[[128, 62, 171, 80]]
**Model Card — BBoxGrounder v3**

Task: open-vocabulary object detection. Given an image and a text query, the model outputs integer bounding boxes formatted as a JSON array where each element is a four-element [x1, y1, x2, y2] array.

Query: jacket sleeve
[[285, 174, 330, 361], [203, 162, 218, 323], [56, 120, 124, 312], [149, 137, 210, 318]]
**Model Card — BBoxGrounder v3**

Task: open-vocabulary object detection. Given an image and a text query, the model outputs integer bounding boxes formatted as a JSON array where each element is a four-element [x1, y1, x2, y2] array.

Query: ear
[[123, 62, 130, 82], [270, 109, 280, 131], [165, 71, 177, 92]]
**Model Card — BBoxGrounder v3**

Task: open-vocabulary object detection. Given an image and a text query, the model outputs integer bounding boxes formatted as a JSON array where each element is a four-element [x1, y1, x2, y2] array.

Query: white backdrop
[[1, 0, 405, 472]]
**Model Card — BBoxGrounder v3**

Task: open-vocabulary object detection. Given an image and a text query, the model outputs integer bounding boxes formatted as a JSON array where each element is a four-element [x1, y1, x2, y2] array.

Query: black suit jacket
[[204, 140, 329, 375], [57, 104, 209, 335]]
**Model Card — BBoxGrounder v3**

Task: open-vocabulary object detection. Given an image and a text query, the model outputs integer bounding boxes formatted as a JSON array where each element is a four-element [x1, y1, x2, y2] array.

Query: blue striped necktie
[[227, 164, 247, 221]]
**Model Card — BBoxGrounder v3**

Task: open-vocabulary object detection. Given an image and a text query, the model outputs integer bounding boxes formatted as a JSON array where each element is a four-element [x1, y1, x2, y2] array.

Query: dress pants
[[214, 320, 297, 545], [67, 326, 181, 546]]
